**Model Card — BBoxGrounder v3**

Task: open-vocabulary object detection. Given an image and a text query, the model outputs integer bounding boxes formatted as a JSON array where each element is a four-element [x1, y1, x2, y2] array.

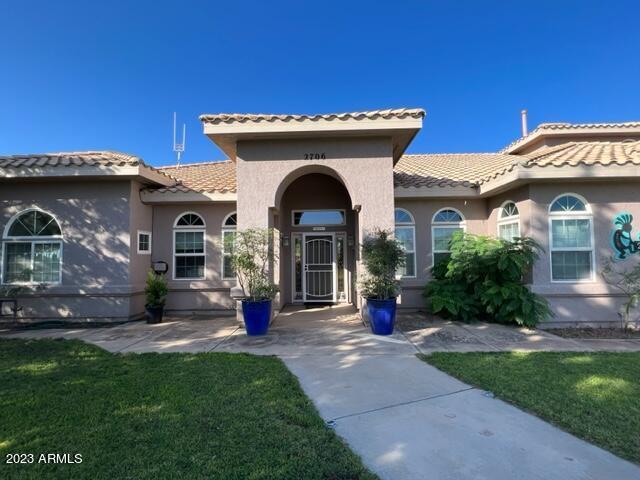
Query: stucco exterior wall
[[527, 181, 640, 327], [394, 198, 488, 308], [236, 137, 395, 309], [0, 180, 134, 322], [128, 180, 153, 317], [150, 203, 236, 314]]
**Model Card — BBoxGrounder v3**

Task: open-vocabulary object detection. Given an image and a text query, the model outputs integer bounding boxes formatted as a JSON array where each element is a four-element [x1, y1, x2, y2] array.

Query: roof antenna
[[521, 109, 528, 137], [173, 112, 186, 167]]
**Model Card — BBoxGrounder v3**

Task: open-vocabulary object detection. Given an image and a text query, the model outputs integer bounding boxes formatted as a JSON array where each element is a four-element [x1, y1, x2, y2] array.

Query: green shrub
[[360, 229, 405, 300], [424, 233, 552, 327], [145, 270, 168, 307], [231, 228, 279, 301]]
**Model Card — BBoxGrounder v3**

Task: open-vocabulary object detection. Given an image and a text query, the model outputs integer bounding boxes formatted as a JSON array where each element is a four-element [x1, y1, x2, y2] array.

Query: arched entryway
[[277, 172, 356, 307]]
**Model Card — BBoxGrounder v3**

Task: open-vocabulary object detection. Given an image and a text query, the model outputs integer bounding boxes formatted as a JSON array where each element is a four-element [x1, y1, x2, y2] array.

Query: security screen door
[[303, 234, 336, 302]]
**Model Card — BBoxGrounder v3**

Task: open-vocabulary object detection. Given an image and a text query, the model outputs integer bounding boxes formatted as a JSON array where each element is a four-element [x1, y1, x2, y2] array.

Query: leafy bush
[[145, 270, 168, 307], [360, 229, 405, 300], [424, 233, 552, 327], [231, 228, 279, 301]]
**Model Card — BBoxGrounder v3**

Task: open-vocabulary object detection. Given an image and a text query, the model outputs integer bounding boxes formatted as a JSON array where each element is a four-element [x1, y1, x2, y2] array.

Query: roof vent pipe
[[521, 109, 528, 137]]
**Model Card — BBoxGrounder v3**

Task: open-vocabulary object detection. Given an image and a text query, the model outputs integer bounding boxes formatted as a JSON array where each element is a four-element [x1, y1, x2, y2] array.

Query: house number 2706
[[304, 153, 326, 160]]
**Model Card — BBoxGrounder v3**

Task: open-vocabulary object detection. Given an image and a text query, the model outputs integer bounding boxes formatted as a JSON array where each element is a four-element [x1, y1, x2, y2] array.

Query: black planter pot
[[145, 305, 164, 324]]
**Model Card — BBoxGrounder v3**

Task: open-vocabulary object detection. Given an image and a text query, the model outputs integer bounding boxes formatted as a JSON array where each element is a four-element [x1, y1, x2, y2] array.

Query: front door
[[303, 234, 336, 302]]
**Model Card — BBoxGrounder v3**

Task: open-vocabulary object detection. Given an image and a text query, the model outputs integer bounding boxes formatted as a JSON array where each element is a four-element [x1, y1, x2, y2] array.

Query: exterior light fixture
[[347, 235, 355, 247], [281, 234, 290, 247], [152, 261, 169, 275]]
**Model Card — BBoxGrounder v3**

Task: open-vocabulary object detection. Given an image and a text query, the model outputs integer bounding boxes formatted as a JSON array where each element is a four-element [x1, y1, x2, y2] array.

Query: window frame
[[291, 209, 346, 227], [173, 212, 206, 281], [221, 212, 236, 280], [431, 208, 466, 267], [548, 193, 595, 283], [497, 201, 521, 241], [394, 208, 416, 279], [1, 208, 63, 285], [137, 230, 152, 255]]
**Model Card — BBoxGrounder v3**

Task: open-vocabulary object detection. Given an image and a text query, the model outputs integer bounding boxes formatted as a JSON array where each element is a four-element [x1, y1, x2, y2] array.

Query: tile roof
[[199, 108, 425, 125], [522, 141, 640, 167], [157, 160, 237, 193], [393, 153, 520, 188], [502, 121, 640, 153], [0, 151, 176, 182], [0, 151, 145, 168]]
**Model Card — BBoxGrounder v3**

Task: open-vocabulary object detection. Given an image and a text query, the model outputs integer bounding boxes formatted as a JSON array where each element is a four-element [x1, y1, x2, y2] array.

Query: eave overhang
[[200, 110, 425, 163], [0, 164, 175, 186]]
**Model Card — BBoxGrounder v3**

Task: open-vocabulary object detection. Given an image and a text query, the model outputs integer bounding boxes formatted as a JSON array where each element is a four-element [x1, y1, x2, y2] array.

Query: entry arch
[[273, 164, 355, 211]]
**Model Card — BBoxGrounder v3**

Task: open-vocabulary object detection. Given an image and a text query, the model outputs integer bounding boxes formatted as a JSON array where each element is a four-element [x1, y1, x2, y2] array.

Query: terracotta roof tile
[[522, 141, 640, 168], [393, 153, 519, 188], [0, 151, 144, 168], [502, 121, 640, 153], [199, 108, 425, 125], [157, 160, 237, 193]]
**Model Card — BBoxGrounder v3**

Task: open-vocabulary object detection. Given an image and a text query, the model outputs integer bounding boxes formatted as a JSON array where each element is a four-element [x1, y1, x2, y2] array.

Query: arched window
[[497, 201, 520, 241], [222, 212, 236, 280], [549, 194, 594, 282], [173, 212, 206, 280], [2, 209, 62, 284], [394, 208, 416, 277], [432, 208, 465, 265]]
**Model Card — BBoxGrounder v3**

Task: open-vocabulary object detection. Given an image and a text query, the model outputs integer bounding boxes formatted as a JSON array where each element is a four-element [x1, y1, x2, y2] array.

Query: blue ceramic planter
[[367, 298, 397, 335], [241, 299, 272, 336]]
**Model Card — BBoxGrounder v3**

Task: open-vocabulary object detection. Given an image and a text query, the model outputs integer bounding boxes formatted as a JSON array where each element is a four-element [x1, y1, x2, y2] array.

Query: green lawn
[[421, 352, 640, 464], [0, 338, 376, 480]]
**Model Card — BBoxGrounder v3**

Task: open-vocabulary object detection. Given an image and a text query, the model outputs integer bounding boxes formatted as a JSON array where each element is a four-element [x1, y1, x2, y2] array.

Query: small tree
[[231, 228, 279, 301], [144, 270, 168, 307], [601, 257, 640, 330], [360, 229, 406, 300]]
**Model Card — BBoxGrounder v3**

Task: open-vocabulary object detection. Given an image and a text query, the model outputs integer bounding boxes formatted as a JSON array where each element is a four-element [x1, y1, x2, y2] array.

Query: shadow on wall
[[1, 183, 132, 320]]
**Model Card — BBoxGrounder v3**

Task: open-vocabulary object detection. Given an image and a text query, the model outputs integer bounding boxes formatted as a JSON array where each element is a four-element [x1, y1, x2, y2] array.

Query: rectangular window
[[174, 231, 205, 279], [395, 226, 416, 277], [432, 227, 463, 265], [222, 230, 236, 279], [137, 231, 151, 254], [292, 210, 345, 226], [3, 242, 61, 284], [498, 222, 520, 241], [550, 218, 593, 281]]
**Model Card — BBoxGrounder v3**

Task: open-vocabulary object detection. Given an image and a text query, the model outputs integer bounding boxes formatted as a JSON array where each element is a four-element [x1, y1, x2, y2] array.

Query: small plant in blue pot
[[231, 228, 279, 336], [360, 229, 405, 335]]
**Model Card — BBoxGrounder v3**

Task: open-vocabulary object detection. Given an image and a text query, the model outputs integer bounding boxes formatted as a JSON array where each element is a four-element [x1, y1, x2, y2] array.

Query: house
[[1, 108, 640, 327]]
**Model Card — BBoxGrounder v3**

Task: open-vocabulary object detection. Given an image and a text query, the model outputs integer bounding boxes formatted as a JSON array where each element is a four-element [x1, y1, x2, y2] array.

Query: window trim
[[2, 208, 63, 285], [548, 193, 595, 283], [173, 212, 206, 281], [497, 201, 520, 241], [173, 211, 206, 228], [394, 208, 416, 279], [137, 230, 152, 255], [431, 208, 466, 267], [221, 212, 236, 280], [291, 209, 346, 227]]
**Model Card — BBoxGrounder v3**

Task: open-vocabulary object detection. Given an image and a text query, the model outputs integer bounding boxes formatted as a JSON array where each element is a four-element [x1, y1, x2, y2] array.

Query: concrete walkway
[[2, 307, 640, 479]]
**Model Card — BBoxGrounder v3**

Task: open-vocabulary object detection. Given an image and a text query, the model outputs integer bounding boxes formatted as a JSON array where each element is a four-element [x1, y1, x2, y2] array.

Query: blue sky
[[1, 1, 639, 166]]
